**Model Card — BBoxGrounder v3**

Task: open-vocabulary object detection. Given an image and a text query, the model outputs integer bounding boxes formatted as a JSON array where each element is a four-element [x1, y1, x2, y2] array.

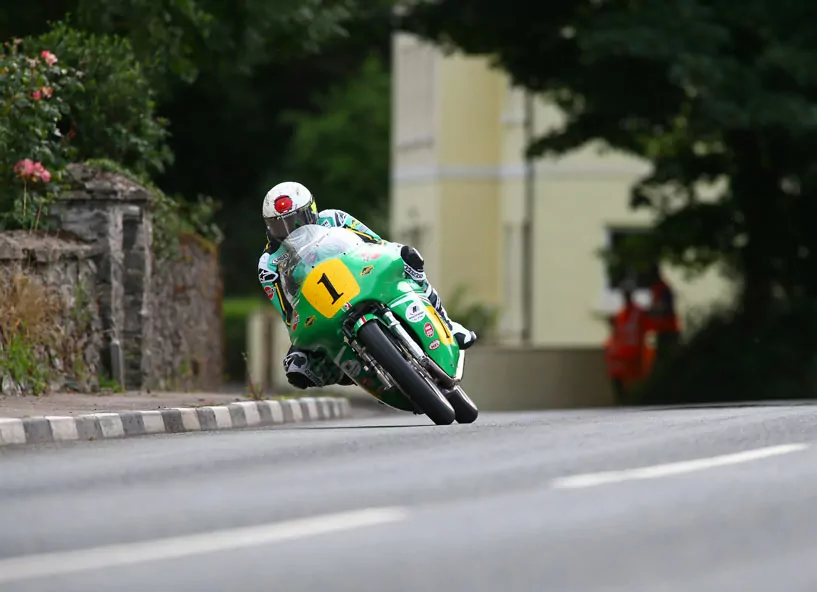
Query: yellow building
[[390, 33, 733, 409]]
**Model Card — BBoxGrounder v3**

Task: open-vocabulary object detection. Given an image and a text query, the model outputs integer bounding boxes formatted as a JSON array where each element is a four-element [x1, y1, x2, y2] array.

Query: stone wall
[[150, 233, 224, 390], [0, 163, 223, 394], [0, 232, 103, 395]]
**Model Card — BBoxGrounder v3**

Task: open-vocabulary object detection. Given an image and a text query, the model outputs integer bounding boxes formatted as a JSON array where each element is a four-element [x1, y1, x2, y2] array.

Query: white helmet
[[262, 181, 318, 241]]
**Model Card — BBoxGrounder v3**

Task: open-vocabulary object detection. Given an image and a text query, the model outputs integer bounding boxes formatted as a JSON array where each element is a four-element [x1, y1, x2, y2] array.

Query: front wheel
[[358, 321, 455, 425]]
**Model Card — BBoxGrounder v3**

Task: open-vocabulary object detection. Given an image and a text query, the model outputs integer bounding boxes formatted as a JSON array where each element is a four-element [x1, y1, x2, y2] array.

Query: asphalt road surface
[[1, 403, 817, 591]]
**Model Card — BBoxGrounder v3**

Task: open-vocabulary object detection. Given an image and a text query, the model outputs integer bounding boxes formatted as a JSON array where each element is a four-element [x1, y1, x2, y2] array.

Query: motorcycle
[[278, 224, 479, 425]]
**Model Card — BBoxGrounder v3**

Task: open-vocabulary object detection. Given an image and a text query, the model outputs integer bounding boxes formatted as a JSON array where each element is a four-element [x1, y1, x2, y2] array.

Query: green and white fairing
[[279, 224, 465, 413]]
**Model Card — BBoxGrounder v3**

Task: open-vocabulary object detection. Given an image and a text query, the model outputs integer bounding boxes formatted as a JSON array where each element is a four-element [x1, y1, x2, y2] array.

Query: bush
[[445, 285, 498, 342], [0, 39, 81, 229], [28, 22, 172, 177], [0, 273, 95, 395], [629, 301, 817, 405], [1, 23, 174, 230]]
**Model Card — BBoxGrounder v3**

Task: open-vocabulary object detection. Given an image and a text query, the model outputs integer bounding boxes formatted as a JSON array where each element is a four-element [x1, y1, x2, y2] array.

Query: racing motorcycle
[[278, 224, 478, 425]]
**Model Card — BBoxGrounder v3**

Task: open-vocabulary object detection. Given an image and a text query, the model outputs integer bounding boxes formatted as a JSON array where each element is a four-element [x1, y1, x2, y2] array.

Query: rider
[[258, 181, 477, 390]]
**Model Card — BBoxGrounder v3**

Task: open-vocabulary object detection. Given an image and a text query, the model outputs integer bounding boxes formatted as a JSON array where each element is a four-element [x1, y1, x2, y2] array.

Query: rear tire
[[448, 386, 479, 424], [358, 321, 456, 425]]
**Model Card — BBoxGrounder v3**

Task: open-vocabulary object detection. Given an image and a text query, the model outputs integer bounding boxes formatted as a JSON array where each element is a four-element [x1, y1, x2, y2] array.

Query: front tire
[[358, 321, 456, 425]]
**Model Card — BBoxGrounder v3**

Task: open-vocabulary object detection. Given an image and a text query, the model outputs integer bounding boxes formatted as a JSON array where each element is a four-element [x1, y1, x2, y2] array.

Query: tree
[[280, 52, 391, 234], [0, 0, 383, 91], [401, 0, 817, 402], [1, 1, 394, 295], [401, 0, 817, 324], [30, 23, 172, 176]]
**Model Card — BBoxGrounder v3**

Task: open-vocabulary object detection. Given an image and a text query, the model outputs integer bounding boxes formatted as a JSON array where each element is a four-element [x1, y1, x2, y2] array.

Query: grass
[[223, 296, 265, 318], [0, 274, 64, 395], [223, 295, 267, 383]]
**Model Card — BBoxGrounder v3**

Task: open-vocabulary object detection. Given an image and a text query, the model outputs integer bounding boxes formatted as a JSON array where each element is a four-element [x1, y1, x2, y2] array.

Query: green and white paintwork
[[281, 225, 461, 412]]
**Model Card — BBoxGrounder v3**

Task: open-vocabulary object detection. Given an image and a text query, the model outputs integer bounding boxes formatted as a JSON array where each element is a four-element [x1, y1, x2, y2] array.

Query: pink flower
[[31, 90, 42, 101], [40, 50, 58, 66], [41, 86, 53, 98], [13, 159, 36, 179], [31, 162, 51, 183], [13, 159, 51, 183]]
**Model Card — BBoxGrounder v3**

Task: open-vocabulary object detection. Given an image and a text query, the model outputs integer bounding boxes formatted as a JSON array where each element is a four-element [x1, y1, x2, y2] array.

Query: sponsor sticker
[[424, 322, 434, 337], [429, 339, 440, 350], [406, 303, 425, 323], [360, 265, 374, 276], [305, 315, 315, 327]]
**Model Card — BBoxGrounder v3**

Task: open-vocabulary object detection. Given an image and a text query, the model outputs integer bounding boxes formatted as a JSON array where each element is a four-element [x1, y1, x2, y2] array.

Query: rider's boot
[[400, 245, 478, 350]]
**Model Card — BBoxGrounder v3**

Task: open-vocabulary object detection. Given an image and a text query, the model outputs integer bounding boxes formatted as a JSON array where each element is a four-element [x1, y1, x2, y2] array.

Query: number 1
[[317, 273, 344, 303]]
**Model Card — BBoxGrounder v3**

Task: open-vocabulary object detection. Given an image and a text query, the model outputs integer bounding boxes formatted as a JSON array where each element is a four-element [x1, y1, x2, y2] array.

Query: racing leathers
[[257, 208, 474, 389]]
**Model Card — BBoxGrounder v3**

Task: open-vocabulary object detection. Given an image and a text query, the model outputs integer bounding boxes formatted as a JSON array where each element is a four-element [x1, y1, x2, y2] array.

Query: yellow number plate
[[425, 305, 454, 345], [301, 259, 361, 318]]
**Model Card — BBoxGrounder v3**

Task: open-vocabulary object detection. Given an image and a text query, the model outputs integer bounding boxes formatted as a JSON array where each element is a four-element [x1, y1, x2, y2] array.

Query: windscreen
[[279, 225, 364, 299]]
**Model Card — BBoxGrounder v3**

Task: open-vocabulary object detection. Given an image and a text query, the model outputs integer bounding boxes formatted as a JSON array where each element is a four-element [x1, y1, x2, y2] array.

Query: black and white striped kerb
[[0, 397, 351, 446]]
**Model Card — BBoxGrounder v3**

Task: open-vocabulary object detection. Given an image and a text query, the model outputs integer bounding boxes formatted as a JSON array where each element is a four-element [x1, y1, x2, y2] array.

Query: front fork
[[343, 305, 458, 391]]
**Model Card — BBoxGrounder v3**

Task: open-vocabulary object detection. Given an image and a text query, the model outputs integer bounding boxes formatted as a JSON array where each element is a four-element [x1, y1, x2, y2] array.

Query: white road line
[[550, 444, 809, 489], [0, 506, 408, 584]]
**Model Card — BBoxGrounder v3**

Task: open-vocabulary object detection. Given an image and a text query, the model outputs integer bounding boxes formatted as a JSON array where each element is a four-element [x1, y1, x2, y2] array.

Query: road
[[1, 403, 817, 591]]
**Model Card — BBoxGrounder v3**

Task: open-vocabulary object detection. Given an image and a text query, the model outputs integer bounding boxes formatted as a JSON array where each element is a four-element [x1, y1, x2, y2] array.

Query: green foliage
[[630, 300, 817, 405], [0, 0, 390, 91], [223, 296, 265, 383], [1, 24, 174, 230], [0, 273, 95, 396], [0, 39, 80, 229], [1, 1, 394, 301], [98, 375, 125, 392], [401, 0, 817, 317], [29, 23, 173, 177], [0, 332, 51, 395], [280, 52, 391, 233], [403, 0, 817, 400], [445, 285, 498, 342]]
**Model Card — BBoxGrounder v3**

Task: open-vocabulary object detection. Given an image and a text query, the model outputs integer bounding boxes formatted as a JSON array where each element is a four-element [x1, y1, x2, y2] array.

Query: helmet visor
[[265, 203, 318, 242]]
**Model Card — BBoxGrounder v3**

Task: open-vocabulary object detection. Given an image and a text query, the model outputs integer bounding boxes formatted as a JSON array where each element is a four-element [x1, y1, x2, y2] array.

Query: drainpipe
[[521, 92, 535, 345]]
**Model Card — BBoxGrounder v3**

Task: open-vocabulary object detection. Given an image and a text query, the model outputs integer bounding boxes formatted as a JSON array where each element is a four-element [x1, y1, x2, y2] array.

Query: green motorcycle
[[279, 224, 478, 425]]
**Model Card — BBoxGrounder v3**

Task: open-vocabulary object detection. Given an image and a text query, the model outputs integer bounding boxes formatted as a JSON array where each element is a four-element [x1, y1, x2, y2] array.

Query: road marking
[[0, 506, 408, 584], [550, 444, 809, 489]]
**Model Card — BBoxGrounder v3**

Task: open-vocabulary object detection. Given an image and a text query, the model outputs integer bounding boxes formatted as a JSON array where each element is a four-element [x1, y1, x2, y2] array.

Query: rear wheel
[[447, 386, 479, 424], [358, 321, 455, 425]]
